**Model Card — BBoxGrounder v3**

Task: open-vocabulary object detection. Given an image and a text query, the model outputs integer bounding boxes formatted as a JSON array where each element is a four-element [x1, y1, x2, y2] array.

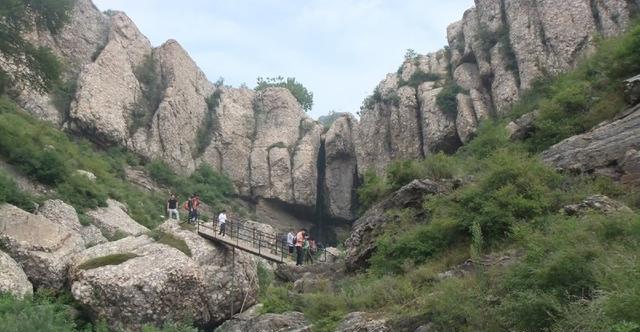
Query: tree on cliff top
[[255, 76, 314, 112]]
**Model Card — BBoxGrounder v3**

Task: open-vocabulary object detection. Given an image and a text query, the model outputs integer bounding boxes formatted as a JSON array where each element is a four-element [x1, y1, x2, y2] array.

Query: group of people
[[287, 229, 317, 266], [166, 193, 201, 224]]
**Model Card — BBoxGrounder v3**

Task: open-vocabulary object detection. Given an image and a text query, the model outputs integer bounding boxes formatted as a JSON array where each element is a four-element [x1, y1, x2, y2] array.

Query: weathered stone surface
[[86, 199, 149, 238], [419, 82, 461, 154], [70, 12, 152, 145], [345, 179, 453, 271], [216, 311, 312, 332], [36, 199, 107, 247], [0, 204, 84, 289], [324, 115, 357, 220], [506, 110, 539, 140], [625, 74, 640, 106], [80, 225, 108, 247], [453, 63, 481, 91], [456, 93, 478, 144], [201, 87, 256, 196], [563, 195, 633, 216], [542, 104, 640, 179], [158, 221, 258, 323], [250, 88, 322, 206], [0, 250, 33, 299], [69, 235, 209, 330], [335, 312, 390, 332], [131, 39, 214, 174]]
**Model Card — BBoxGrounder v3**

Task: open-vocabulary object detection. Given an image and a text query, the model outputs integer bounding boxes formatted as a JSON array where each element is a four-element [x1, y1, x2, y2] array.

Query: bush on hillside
[[356, 170, 390, 212], [436, 81, 465, 116], [0, 170, 38, 212]]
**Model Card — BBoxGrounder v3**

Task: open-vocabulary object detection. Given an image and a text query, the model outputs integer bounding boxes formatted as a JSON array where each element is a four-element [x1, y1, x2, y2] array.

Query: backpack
[[182, 200, 191, 210]]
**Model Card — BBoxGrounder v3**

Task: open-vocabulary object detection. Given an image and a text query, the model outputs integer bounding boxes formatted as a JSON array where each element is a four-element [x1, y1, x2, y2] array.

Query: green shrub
[[386, 160, 425, 191], [77, 253, 139, 270], [52, 76, 77, 118], [0, 292, 76, 332], [0, 170, 37, 212], [399, 70, 441, 88], [435, 81, 465, 116], [257, 262, 273, 299], [356, 170, 391, 212], [255, 76, 313, 112], [195, 87, 222, 155], [420, 152, 459, 180], [260, 286, 295, 314], [498, 290, 561, 332], [129, 54, 163, 133], [56, 173, 108, 210]]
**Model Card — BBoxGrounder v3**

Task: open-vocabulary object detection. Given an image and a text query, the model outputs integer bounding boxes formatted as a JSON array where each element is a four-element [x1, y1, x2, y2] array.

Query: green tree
[[255, 76, 314, 112]]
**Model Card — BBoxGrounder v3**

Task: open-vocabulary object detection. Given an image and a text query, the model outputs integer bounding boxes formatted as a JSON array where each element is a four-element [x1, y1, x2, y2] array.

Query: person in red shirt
[[191, 193, 201, 223], [295, 229, 306, 266]]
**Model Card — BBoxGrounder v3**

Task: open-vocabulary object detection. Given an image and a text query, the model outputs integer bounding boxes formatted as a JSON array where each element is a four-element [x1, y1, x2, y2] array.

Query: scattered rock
[[335, 312, 390, 332], [506, 110, 539, 140], [86, 199, 149, 238], [563, 195, 632, 216], [75, 169, 97, 181], [0, 204, 84, 289], [0, 250, 33, 299], [324, 247, 344, 264], [293, 272, 332, 294], [624, 74, 640, 106], [216, 311, 312, 332]]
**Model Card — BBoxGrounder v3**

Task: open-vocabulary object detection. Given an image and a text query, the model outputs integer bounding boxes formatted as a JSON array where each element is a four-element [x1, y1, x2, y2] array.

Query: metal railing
[[197, 218, 326, 264]]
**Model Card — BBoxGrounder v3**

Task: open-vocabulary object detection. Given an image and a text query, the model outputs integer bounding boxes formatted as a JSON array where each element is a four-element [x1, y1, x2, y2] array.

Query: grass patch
[[77, 253, 138, 270], [149, 230, 192, 257]]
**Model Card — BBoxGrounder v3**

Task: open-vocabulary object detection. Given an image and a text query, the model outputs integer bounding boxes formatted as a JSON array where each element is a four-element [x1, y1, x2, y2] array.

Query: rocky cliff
[[3, 0, 639, 224]]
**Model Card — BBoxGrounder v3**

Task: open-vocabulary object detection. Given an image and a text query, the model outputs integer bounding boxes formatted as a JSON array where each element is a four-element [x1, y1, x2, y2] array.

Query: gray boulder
[[86, 199, 149, 238], [0, 204, 85, 289], [335, 312, 390, 332], [563, 195, 633, 216], [36, 199, 108, 246], [0, 250, 33, 298], [216, 311, 311, 332]]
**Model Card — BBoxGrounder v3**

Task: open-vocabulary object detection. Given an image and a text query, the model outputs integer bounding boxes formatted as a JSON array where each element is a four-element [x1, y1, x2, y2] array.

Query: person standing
[[295, 229, 305, 266], [218, 210, 227, 236], [167, 194, 179, 220], [183, 195, 193, 223], [191, 193, 201, 223], [286, 230, 295, 259]]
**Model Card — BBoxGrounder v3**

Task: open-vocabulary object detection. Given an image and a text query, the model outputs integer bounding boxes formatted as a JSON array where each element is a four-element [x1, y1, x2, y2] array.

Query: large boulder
[[344, 179, 454, 271], [69, 235, 209, 330], [158, 221, 258, 323], [36, 199, 108, 247], [0, 204, 84, 289], [0, 250, 33, 298], [324, 115, 358, 220], [563, 195, 633, 216], [542, 104, 640, 182], [86, 199, 149, 238]]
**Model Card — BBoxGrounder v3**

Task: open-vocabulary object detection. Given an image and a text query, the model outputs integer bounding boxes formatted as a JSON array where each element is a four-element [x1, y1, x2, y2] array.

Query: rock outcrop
[[355, 0, 639, 176], [0, 204, 85, 289], [0, 250, 33, 298], [563, 195, 633, 216], [542, 104, 640, 183], [86, 199, 149, 238], [344, 179, 454, 271], [216, 311, 312, 332], [323, 115, 358, 220], [335, 312, 390, 332]]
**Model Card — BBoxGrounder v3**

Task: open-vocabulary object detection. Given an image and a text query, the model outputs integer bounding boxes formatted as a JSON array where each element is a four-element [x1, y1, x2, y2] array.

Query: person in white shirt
[[286, 230, 295, 258], [218, 211, 227, 236]]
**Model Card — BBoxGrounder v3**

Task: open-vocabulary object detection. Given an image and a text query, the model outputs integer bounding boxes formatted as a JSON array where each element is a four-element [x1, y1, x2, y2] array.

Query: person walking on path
[[183, 195, 194, 223], [286, 230, 295, 259], [295, 229, 306, 266], [167, 194, 179, 220], [218, 210, 227, 236]]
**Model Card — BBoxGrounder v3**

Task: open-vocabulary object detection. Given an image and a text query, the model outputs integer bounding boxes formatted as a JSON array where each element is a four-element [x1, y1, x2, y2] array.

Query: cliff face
[[356, 0, 639, 176], [3, 0, 638, 223]]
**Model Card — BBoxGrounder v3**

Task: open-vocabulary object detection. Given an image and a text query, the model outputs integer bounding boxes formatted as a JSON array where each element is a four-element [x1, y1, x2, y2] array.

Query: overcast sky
[[93, 0, 474, 119]]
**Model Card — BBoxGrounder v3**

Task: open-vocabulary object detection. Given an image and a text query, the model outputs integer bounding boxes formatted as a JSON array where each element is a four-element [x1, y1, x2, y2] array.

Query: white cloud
[[93, 0, 474, 118]]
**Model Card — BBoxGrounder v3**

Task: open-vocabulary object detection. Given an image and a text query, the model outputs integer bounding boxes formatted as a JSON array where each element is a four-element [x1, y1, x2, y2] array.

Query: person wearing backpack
[[183, 195, 194, 223]]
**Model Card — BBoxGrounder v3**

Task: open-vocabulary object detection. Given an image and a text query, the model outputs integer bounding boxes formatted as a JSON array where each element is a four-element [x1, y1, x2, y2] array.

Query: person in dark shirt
[[167, 194, 179, 220]]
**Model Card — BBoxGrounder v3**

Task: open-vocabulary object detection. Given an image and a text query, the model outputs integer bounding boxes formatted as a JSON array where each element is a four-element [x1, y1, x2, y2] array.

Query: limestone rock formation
[[86, 199, 149, 238], [542, 104, 640, 182], [70, 11, 153, 145], [324, 115, 358, 220], [216, 311, 312, 332], [69, 235, 209, 329], [335, 312, 390, 332], [0, 204, 84, 289], [0, 250, 33, 299], [344, 179, 454, 271]]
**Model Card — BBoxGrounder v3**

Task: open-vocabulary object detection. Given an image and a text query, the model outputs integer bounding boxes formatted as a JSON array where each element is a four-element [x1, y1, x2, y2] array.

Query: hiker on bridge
[[167, 193, 179, 220], [295, 229, 306, 266], [286, 230, 295, 259], [218, 210, 227, 236]]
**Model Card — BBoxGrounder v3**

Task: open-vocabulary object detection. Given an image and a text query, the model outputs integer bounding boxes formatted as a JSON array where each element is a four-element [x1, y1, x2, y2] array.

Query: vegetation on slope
[[259, 21, 640, 332], [255, 76, 314, 112]]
